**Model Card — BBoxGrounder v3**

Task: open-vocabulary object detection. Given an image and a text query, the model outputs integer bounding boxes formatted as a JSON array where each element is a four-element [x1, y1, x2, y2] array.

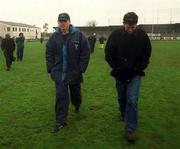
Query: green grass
[[0, 40, 180, 149]]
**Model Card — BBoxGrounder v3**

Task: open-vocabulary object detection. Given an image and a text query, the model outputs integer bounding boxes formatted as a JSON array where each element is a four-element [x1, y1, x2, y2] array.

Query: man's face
[[124, 23, 137, 34], [58, 20, 70, 32]]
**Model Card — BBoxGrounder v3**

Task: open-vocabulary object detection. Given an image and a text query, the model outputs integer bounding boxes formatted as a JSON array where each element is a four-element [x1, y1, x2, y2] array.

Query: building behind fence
[[77, 23, 180, 40]]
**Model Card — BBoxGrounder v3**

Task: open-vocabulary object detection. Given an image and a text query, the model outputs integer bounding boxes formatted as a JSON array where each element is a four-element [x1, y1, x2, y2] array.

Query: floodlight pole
[[157, 9, 159, 24], [151, 10, 154, 39], [170, 8, 172, 24], [151, 24, 154, 39]]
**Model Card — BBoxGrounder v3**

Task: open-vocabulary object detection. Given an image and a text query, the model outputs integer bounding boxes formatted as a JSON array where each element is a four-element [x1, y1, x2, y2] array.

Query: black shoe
[[12, 57, 16, 62], [120, 116, 125, 122], [74, 107, 80, 113], [125, 131, 136, 142], [52, 122, 67, 133]]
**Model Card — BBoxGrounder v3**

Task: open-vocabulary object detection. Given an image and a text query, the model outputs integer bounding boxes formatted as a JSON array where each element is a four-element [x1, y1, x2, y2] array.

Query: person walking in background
[[1, 34, 15, 71], [105, 12, 152, 142], [16, 33, 25, 61], [0, 36, 3, 46], [98, 35, 105, 49], [88, 33, 96, 53], [40, 37, 44, 44], [46, 13, 90, 133]]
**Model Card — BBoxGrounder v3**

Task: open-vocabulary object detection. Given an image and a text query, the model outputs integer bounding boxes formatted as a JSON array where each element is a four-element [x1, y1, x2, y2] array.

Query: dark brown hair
[[123, 12, 138, 25]]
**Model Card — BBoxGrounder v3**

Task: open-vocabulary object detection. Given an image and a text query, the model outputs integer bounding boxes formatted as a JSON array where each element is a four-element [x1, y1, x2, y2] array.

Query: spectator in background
[[0, 36, 3, 46], [99, 35, 105, 49], [40, 37, 44, 44], [88, 33, 96, 53], [1, 34, 15, 71], [16, 33, 25, 61]]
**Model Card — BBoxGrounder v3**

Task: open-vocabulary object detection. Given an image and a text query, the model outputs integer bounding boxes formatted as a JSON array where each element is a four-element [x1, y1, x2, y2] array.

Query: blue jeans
[[116, 75, 141, 132], [17, 48, 24, 61]]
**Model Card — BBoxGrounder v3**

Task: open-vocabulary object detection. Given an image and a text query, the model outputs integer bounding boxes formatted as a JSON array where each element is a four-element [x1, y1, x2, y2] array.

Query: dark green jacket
[[16, 37, 25, 49]]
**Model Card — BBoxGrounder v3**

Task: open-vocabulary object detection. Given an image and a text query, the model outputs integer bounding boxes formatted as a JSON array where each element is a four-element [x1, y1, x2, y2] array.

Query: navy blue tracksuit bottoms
[[55, 81, 81, 124]]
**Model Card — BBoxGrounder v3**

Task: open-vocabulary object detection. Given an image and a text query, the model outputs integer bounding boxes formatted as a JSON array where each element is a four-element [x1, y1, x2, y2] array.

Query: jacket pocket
[[50, 70, 61, 82]]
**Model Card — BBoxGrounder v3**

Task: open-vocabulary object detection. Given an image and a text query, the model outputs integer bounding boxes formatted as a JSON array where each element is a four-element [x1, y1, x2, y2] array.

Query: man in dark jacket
[[88, 33, 96, 53], [105, 12, 151, 142], [1, 34, 15, 71], [16, 33, 25, 61], [99, 35, 105, 49], [46, 13, 90, 132]]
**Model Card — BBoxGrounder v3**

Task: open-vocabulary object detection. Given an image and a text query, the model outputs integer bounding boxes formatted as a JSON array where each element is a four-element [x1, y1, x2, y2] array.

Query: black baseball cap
[[58, 13, 70, 21]]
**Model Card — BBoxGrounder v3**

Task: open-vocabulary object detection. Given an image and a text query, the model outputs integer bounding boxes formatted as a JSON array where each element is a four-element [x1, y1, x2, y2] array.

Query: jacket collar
[[121, 26, 139, 37], [55, 25, 77, 34]]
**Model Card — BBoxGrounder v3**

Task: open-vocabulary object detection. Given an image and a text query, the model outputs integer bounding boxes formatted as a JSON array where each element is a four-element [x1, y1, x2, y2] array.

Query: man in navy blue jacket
[[46, 13, 90, 132], [1, 34, 15, 71], [105, 12, 151, 142]]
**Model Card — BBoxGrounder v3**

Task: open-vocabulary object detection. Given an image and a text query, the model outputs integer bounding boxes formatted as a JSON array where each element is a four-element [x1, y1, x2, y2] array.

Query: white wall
[[0, 23, 8, 38], [0, 22, 41, 39]]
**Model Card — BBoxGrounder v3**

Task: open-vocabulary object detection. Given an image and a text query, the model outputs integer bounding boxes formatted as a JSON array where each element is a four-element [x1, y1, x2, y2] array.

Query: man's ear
[[57, 20, 60, 26]]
